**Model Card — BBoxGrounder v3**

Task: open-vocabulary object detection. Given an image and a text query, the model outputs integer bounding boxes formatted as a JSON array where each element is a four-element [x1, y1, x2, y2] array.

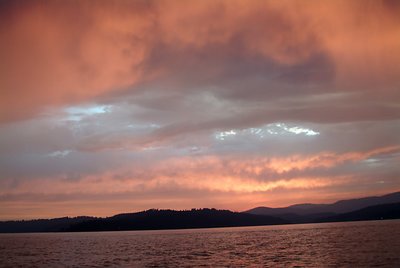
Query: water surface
[[1, 220, 399, 267]]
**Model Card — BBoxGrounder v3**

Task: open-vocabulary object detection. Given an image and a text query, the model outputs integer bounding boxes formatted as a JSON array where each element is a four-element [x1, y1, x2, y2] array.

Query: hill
[[318, 202, 400, 222], [0, 209, 287, 233], [1, 191, 400, 233], [66, 208, 288, 232], [244, 191, 400, 222], [0, 216, 94, 233]]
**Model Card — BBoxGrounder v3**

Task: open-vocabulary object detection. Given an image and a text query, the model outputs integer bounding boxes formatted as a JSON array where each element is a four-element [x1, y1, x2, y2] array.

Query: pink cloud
[[1, 0, 399, 123]]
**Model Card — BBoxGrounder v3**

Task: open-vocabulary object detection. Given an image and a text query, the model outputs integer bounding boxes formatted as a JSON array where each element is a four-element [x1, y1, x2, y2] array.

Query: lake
[[0, 220, 399, 267]]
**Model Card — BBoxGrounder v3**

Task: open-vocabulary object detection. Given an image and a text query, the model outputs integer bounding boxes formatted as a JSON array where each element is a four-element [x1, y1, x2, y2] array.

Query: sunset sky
[[1, 0, 400, 220]]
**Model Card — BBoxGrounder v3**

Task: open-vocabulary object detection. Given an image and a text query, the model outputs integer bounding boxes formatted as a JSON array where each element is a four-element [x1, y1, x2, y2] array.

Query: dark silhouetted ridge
[[318, 202, 400, 222], [1, 191, 400, 233], [66, 208, 287, 232], [0, 216, 94, 233], [244, 191, 400, 222]]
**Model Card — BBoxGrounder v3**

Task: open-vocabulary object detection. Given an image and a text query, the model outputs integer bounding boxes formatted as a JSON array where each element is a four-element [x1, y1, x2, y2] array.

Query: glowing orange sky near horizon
[[0, 0, 399, 219]]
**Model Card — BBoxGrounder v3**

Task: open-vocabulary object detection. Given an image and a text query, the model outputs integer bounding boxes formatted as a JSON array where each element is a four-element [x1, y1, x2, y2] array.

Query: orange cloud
[[1, 144, 398, 219], [3, 146, 396, 197], [1, 1, 154, 122], [1, 0, 399, 122], [265, 145, 400, 173]]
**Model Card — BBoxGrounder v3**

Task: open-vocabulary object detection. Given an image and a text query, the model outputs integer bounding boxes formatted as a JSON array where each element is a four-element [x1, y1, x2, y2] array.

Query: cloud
[[0, 0, 399, 124], [0, 0, 155, 122], [2, 144, 399, 218], [2, 146, 398, 195], [1, 0, 400, 219]]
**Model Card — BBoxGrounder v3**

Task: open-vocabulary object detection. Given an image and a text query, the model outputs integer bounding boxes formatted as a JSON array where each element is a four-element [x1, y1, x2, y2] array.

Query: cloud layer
[[0, 0, 399, 219]]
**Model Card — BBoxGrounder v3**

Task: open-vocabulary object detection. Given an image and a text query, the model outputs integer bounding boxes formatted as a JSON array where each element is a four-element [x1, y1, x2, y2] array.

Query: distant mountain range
[[244, 191, 400, 222], [1, 191, 399, 233], [320, 202, 400, 222]]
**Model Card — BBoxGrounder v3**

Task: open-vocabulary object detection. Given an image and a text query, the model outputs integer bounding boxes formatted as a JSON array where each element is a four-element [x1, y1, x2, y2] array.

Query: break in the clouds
[[0, 0, 399, 219]]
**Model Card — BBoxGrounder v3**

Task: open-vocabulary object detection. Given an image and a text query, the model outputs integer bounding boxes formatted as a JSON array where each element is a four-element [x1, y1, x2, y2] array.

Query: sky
[[0, 0, 400, 220]]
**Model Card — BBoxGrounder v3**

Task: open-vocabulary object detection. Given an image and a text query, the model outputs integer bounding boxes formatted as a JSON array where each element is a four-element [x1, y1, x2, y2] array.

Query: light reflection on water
[[0, 220, 399, 267]]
